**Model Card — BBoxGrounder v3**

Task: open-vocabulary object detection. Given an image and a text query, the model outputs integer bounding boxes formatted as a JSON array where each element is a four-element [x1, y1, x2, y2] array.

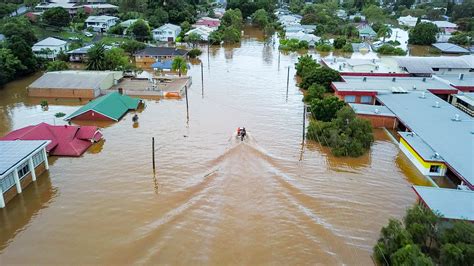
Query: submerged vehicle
[[237, 127, 247, 141]]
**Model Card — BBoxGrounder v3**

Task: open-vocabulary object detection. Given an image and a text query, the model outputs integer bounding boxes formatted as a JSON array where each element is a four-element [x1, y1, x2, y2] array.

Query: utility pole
[[207, 42, 210, 69], [286, 66, 290, 100], [278, 50, 281, 70], [185, 85, 189, 122], [302, 105, 306, 143], [201, 61, 204, 97], [152, 137, 156, 171]]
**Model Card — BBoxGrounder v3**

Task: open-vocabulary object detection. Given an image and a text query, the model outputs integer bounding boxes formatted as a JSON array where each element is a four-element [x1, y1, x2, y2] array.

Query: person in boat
[[237, 127, 246, 139], [132, 114, 139, 123]]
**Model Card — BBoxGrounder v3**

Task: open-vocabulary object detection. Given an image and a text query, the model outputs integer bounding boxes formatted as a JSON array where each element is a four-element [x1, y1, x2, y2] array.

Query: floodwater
[[0, 26, 430, 264]]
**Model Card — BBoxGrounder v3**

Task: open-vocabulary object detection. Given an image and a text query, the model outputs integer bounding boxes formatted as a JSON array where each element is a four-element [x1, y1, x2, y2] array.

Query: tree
[[289, 0, 304, 13], [42, 7, 71, 27], [251, 9, 269, 28], [0, 48, 24, 85], [185, 32, 202, 45], [310, 96, 345, 122], [187, 48, 202, 58], [342, 43, 354, 52], [104, 48, 132, 70], [333, 37, 347, 49], [222, 26, 241, 43], [108, 24, 125, 35], [295, 54, 318, 77], [390, 244, 433, 266], [440, 243, 465, 266], [377, 45, 406, 55], [46, 60, 69, 71], [129, 19, 151, 41], [374, 219, 413, 264], [6, 36, 38, 75], [303, 84, 325, 102], [377, 25, 392, 42], [120, 40, 146, 54], [147, 7, 169, 28], [209, 31, 223, 45], [1, 18, 37, 46], [451, 1, 474, 22], [221, 9, 243, 31], [86, 43, 107, 70], [449, 33, 473, 46], [403, 205, 439, 252], [409, 22, 438, 45], [171, 56, 187, 77], [397, 0, 415, 9], [363, 5, 387, 24], [301, 13, 318, 25], [299, 66, 340, 90]]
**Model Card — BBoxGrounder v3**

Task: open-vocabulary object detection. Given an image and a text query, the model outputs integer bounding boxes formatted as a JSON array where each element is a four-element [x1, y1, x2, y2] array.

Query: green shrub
[[342, 43, 354, 52], [333, 37, 347, 49], [188, 48, 202, 58], [316, 43, 333, 52], [377, 44, 407, 55], [303, 84, 325, 102]]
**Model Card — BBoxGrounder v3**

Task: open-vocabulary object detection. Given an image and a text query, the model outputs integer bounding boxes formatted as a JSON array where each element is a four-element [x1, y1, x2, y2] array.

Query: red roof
[[194, 18, 220, 28], [0, 123, 103, 157]]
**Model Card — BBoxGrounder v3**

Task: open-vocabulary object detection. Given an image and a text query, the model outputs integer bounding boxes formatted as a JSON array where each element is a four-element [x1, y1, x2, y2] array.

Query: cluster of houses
[[275, 9, 320, 47], [30, 0, 119, 19], [320, 54, 474, 222]]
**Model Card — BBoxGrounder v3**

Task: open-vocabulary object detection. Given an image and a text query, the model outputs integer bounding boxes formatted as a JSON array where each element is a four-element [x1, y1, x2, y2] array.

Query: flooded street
[[0, 27, 430, 264]]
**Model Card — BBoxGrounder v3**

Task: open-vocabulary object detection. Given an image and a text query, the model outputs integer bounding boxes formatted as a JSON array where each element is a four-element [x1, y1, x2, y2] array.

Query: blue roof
[[151, 60, 173, 69], [377, 91, 474, 188], [0, 140, 49, 176], [432, 43, 470, 54], [413, 186, 474, 221], [399, 132, 444, 162]]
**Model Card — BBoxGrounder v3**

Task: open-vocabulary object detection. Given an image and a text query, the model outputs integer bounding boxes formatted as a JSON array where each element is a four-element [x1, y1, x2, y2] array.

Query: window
[[361, 96, 372, 104], [432, 68, 439, 71], [429, 165, 440, 173], [32, 150, 45, 167], [17, 161, 30, 179], [0, 172, 16, 192], [448, 68, 452, 72], [344, 95, 356, 103]]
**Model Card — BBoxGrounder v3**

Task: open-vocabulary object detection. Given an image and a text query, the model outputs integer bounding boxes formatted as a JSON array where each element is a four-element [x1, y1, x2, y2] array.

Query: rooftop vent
[[433, 152, 440, 159], [420, 91, 426, 99], [372, 59, 376, 63], [339, 65, 342, 70], [392, 77, 396, 82], [375, 65, 379, 70], [433, 101, 440, 108], [363, 77, 367, 82], [374, 108, 379, 114], [413, 85, 416, 90], [333, 57, 337, 63], [452, 114, 461, 121], [459, 73, 464, 80], [422, 77, 426, 82]]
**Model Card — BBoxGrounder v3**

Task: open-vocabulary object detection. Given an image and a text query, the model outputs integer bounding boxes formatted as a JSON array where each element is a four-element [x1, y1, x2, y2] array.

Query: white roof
[[431, 20, 457, 28], [0, 140, 49, 176], [286, 32, 320, 43], [33, 37, 67, 47], [153, 23, 180, 32], [186, 26, 215, 35], [83, 4, 118, 9], [85, 15, 118, 23]]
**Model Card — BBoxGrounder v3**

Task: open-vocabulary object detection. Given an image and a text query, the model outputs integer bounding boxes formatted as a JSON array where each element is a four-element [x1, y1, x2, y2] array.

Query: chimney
[[459, 73, 464, 80]]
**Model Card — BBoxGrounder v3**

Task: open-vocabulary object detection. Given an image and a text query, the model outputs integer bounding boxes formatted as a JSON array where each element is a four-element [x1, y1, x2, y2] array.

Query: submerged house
[[0, 140, 50, 208], [66, 92, 141, 121], [0, 123, 103, 157]]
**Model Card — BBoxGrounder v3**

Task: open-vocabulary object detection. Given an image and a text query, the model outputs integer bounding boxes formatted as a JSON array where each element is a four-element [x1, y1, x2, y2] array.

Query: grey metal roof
[[435, 73, 474, 87], [377, 91, 474, 187], [395, 56, 473, 74], [413, 186, 473, 221], [34, 37, 67, 47], [349, 103, 395, 117], [432, 43, 470, 54], [399, 132, 444, 162], [0, 140, 48, 176], [334, 76, 457, 93], [28, 71, 119, 90]]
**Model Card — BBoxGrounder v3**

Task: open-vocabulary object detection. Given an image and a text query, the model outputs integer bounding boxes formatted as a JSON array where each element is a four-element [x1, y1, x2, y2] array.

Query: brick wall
[[28, 88, 96, 99], [357, 114, 398, 129]]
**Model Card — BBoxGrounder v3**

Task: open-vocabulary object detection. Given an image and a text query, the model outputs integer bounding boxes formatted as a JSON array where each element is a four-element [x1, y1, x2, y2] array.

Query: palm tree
[[171, 56, 187, 77], [377, 25, 392, 42], [86, 43, 106, 70]]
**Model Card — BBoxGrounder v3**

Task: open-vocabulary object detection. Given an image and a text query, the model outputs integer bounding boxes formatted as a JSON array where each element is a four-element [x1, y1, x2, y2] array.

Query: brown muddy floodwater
[[0, 26, 431, 264]]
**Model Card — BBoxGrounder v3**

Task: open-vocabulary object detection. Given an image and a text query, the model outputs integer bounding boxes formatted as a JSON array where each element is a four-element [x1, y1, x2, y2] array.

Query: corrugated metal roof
[[0, 140, 48, 176], [28, 71, 121, 90], [395, 56, 473, 74], [33, 37, 67, 47], [432, 43, 470, 54], [66, 92, 141, 121], [134, 47, 188, 57], [377, 91, 474, 188], [413, 186, 474, 221]]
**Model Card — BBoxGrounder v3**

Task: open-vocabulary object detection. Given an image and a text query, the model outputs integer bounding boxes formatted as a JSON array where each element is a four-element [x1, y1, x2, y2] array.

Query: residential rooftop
[[0, 140, 49, 176], [28, 71, 122, 90], [432, 43, 470, 54], [85, 15, 118, 23], [34, 37, 67, 46], [322, 57, 403, 73], [377, 91, 474, 188], [333, 76, 457, 93], [134, 47, 188, 57], [413, 186, 473, 221]]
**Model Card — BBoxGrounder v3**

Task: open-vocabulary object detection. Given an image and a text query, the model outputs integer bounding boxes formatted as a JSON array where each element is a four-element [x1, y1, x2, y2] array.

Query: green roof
[[66, 92, 141, 121], [358, 25, 376, 36]]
